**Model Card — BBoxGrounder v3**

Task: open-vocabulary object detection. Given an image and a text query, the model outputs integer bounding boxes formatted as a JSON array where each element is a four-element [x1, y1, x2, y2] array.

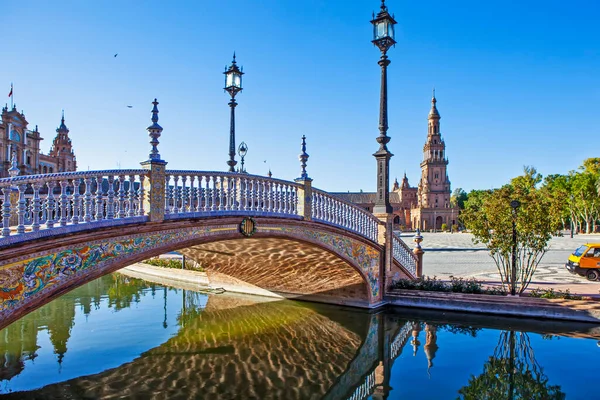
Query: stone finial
[[268, 169, 272, 178], [8, 152, 20, 178], [147, 98, 163, 161], [298, 135, 310, 180], [414, 228, 423, 250]]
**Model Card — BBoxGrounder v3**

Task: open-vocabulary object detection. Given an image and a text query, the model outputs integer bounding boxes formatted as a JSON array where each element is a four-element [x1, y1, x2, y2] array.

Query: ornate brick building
[[334, 94, 458, 231], [0, 105, 77, 178]]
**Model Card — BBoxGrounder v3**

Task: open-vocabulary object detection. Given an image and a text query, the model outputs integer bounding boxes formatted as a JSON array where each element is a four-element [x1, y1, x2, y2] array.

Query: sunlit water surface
[[1, 274, 599, 399]]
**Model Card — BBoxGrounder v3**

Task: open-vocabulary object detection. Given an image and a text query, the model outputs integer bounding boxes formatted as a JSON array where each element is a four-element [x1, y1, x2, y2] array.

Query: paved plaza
[[399, 232, 600, 295]]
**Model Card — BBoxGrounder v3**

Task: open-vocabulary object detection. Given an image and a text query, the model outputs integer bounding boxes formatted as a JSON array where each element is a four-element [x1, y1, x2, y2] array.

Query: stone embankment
[[123, 263, 600, 323], [386, 289, 600, 323]]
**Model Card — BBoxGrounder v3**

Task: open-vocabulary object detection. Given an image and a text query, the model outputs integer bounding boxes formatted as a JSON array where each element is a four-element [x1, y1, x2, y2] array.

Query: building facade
[[334, 94, 458, 231], [0, 105, 77, 178]]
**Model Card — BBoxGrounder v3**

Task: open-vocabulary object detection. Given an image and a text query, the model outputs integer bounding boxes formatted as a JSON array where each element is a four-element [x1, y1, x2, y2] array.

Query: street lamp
[[224, 53, 244, 172], [510, 199, 521, 296], [238, 141, 248, 173], [371, 0, 397, 215]]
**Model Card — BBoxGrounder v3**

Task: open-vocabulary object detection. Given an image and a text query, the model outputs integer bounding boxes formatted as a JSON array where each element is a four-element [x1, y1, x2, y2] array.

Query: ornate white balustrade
[[163, 171, 301, 218], [346, 369, 376, 400], [0, 170, 148, 243], [390, 321, 414, 361], [312, 190, 379, 242], [392, 232, 417, 277]]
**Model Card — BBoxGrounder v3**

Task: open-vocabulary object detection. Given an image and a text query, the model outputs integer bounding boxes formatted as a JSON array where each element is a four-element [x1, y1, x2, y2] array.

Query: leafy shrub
[[529, 288, 582, 300], [441, 223, 448, 231], [143, 257, 204, 272], [390, 276, 506, 296]]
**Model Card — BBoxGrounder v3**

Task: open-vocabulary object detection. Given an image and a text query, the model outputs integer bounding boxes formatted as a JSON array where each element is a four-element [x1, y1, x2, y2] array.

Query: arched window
[[49, 167, 53, 173], [43, 166, 47, 173]]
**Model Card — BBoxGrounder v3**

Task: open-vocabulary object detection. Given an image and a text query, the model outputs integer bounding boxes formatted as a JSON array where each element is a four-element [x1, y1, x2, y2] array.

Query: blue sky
[[2, 0, 598, 192]]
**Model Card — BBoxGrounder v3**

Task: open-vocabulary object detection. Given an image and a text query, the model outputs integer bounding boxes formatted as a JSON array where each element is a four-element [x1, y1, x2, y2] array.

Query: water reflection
[[0, 274, 599, 399]]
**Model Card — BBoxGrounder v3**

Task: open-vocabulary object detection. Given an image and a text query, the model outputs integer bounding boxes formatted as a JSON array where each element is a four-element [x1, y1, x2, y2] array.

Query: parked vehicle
[[565, 243, 600, 281]]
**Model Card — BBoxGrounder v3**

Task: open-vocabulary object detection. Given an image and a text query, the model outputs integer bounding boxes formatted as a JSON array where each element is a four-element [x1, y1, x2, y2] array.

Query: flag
[[8, 85, 12, 98]]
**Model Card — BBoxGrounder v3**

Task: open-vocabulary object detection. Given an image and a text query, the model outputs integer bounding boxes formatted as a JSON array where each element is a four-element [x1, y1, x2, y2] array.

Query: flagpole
[[9, 83, 13, 109]]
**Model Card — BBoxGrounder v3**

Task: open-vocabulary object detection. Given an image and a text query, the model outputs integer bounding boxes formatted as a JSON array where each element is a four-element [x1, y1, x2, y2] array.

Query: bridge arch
[[0, 217, 384, 329]]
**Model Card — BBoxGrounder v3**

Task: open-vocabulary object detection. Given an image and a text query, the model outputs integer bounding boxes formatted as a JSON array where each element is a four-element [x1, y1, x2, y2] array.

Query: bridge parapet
[[391, 232, 418, 277], [312, 189, 380, 243], [0, 169, 385, 252], [163, 171, 301, 219], [0, 170, 148, 245]]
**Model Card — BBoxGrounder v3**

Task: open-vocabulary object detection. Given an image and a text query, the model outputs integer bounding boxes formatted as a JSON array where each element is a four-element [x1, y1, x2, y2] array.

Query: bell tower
[[49, 111, 77, 172], [418, 92, 451, 209]]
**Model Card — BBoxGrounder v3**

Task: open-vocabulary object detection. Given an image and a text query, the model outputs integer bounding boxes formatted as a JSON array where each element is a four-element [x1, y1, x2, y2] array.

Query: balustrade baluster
[[106, 176, 115, 220], [250, 179, 257, 212], [172, 175, 180, 214], [240, 178, 246, 211], [260, 180, 267, 212], [95, 176, 104, 221], [232, 177, 239, 211], [32, 183, 41, 231], [127, 175, 136, 217], [226, 176, 231, 211], [72, 179, 81, 224], [1, 187, 10, 237], [217, 176, 224, 211], [188, 176, 195, 213], [16, 184, 26, 234], [45, 181, 56, 228], [283, 185, 289, 214], [198, 176, 206, 212], [138, 175, 146, 217], [210, 176, 217, 211], [226, 176, 233, 211], [276, 182, 282, 214], [117, 175, 126, 219], [181, 175, 189, 213], [53, 182, 60, 225]]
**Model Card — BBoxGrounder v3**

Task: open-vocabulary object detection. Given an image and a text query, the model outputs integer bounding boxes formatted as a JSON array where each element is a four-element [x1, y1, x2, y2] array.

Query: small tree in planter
[[461, 167, 562, 295]]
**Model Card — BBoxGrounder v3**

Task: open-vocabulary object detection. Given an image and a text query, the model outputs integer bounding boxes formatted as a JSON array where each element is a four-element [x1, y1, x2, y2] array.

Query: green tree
[[457, 331, 565, 399], [461, 167, 562, 294], [451, 188, 468, 209]]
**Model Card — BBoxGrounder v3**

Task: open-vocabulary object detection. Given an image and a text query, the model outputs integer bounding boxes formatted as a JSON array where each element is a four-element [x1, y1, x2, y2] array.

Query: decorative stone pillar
[[140, 99, 167, 223], [294, 135, 312, 221], [413, 228, 424, 277], [374, 213, 393, 292]]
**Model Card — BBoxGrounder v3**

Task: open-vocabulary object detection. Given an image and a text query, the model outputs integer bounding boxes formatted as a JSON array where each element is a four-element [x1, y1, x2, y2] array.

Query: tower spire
[[429, 89, 440, 119]]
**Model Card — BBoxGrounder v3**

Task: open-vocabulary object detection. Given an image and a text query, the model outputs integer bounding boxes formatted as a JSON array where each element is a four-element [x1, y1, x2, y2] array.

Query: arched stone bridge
[[0, 102, 421, 329]]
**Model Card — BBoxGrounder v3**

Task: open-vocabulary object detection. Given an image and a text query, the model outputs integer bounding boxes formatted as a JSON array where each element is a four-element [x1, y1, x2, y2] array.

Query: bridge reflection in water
[[1, 274, 599, 399]]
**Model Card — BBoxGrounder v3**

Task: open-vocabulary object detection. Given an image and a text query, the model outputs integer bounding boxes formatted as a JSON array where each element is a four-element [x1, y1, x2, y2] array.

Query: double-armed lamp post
[[371, 0, 397, 214], [224, 54, 244, 172]]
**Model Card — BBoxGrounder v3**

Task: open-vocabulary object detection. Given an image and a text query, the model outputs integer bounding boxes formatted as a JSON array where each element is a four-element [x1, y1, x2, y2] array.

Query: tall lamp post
[[371, 0, 397, 215], [238, 141, 248, 173], [510, 200, 521, 296], [224, 53, 244, 172]]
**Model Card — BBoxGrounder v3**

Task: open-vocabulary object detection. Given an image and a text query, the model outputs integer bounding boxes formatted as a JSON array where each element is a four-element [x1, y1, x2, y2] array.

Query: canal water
[[0, 274, 598, 399]]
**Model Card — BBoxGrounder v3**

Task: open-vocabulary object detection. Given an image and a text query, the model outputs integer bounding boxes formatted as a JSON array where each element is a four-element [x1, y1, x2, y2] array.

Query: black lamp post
[[238, 141, 248, 173], [510, 200, 521, 296], [224, 53, 244, 172], [371, 0, 397, 214]]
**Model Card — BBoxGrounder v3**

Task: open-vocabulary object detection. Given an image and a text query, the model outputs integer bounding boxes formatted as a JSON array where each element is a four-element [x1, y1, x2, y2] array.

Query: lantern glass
[[374, 17, 395, 40], [226, 71, 242, 89]]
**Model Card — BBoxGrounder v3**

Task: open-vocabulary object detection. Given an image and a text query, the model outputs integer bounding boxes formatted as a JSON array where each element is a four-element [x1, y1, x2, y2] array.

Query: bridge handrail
[[0, 169, 148, 185], [163, 170, 301, 218], [311, 189, 380, 242], [391, 232, 417, 277], [0, 170, 149, 240]]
